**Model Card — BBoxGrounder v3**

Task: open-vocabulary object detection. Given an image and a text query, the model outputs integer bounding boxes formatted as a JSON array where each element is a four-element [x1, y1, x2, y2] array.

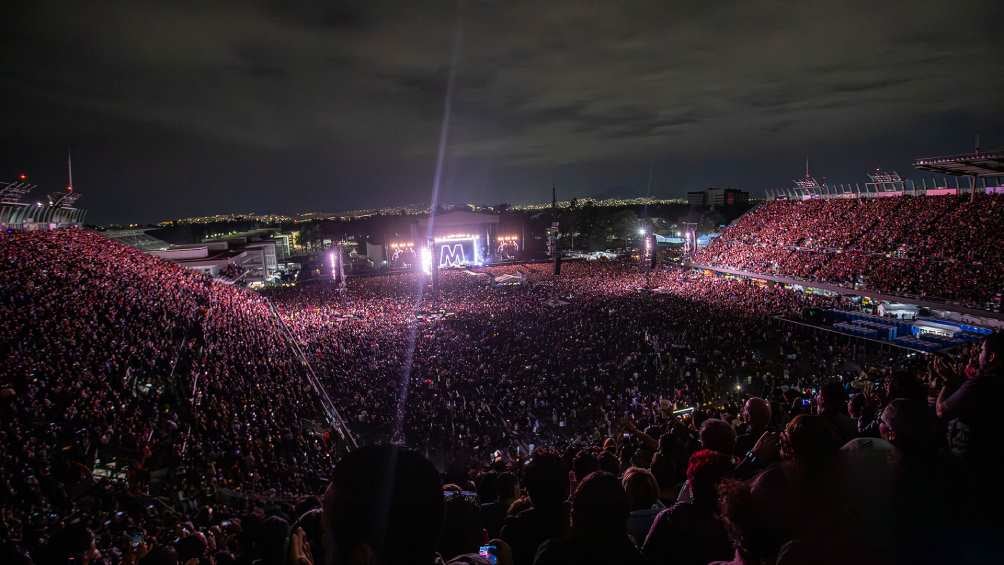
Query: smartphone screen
[[479, 544, 498, 565]]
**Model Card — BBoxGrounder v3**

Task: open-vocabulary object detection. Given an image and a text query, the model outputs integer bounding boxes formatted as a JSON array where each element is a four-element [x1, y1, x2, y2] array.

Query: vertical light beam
[[393, 6, 464, 445]]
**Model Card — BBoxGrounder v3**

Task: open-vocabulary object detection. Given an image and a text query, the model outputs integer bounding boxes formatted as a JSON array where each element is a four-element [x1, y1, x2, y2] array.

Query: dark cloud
[[1, 0, 1002, 223]]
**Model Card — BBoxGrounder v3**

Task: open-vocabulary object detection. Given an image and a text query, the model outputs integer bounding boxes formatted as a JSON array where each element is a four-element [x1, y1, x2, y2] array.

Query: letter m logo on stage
[[439, 243, 466, 268]]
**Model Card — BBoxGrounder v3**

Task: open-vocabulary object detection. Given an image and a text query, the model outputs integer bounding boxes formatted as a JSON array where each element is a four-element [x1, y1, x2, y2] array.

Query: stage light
[[420, 247, 433, 275], [638, 228, 647, 236], [734, 383, 742, 391]]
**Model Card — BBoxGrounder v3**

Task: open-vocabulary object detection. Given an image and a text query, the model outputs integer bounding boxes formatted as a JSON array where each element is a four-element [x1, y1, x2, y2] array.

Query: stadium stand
[[694, 194, 1004, 306]]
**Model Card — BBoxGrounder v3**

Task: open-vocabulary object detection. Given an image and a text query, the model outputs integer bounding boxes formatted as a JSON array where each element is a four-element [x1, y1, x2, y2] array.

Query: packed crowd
[[266, 262, 858, 465], [1, 230, 335, 563], [694, 194, 1004, 306], [2, 228, 1001, 564]]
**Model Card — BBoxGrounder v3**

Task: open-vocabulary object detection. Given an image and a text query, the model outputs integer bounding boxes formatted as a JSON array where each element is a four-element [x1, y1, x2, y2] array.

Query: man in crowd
[[500, 450, 570, 565], [480, 472, 519, 539], [734, 398, 771, 458], [533, 472, 645, 565], [643, 450, 733, 565]]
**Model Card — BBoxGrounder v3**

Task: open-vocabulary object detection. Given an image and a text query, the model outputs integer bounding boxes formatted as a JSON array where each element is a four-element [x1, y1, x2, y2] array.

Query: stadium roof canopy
[[913, 150, 1004, 177], [103, 229, 170, 251]]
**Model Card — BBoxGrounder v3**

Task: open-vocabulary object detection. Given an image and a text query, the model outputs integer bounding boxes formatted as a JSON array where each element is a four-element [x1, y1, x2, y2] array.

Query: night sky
[[2, 1, 1002, 224]]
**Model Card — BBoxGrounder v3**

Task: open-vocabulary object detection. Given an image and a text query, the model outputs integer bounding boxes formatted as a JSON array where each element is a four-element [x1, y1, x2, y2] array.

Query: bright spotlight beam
[[394, 6, 464, 445]]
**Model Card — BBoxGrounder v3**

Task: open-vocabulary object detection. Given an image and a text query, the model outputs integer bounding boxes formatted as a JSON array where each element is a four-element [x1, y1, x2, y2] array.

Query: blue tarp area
[[894, 333, 976, 353], [923, 319, 993, 335], [822, 310, 987, 353], [651, 233, 718, 246], [828, 310, 909, 341]]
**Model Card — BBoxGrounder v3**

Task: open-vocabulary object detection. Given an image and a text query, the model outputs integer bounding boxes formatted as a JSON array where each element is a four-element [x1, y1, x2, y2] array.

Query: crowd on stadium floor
[[1, 229, 1002, 564], [267, 263, 864, 463], [694, 194, 1004, 306]]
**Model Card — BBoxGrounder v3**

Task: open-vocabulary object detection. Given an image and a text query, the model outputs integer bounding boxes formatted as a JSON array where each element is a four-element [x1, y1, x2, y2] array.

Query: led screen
[[437, 238, 478, 268]]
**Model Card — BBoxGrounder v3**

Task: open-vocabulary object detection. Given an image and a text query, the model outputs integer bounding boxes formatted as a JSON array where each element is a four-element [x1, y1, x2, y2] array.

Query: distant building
[[272, 233, 292, 259], [148, 233, 280, 283], [687, 187, 749, 207], [150, 244, 243, 278], [244, 240, 278, 276]]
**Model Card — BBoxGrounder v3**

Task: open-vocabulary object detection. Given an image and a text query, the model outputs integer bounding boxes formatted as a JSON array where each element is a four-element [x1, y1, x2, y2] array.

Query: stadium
[[1, 144, 1003, 564]]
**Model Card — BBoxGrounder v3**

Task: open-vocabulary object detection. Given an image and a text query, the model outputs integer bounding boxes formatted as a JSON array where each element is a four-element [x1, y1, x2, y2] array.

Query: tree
[[575, 202, 601, 250], [609, 209, 639, 241]]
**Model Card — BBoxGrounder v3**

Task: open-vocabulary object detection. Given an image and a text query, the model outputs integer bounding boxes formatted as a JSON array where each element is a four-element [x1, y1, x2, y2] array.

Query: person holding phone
[[935, 333, 1004, 527]]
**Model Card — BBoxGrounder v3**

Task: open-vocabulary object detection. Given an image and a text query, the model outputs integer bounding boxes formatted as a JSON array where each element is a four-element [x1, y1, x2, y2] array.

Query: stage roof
[[417, 210, 500, 229], [913, 150, 1004, 176]]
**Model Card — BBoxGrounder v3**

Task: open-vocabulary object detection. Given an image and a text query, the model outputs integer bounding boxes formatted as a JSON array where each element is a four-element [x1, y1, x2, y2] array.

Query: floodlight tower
[[793, 157, 824, 199], [48, 150, 82, 209]]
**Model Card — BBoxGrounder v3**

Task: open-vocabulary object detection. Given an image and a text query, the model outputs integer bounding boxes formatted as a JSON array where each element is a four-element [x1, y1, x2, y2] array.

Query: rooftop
[[913, 149, 1004, 177]]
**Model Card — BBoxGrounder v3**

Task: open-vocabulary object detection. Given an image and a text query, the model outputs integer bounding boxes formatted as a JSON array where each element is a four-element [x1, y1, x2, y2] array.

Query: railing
[[265, 299, 359, 451], [765, 179, 1002, 201]]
